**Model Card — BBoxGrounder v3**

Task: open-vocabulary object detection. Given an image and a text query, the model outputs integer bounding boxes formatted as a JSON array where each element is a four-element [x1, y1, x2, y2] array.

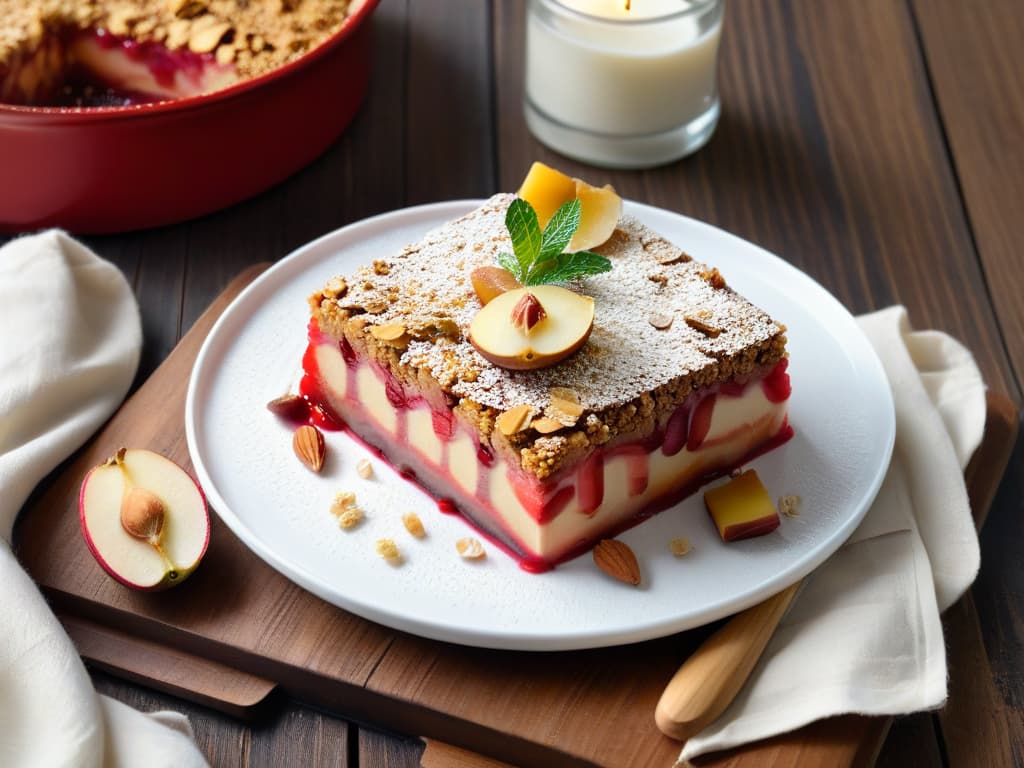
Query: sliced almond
[[648, 311, 673, 330], [293, 425, 325, 472], [188, 21, 232, 54], [648, 273, 669, 288], [548, 387, 584, 421], [356, 458, 373, 479], [456, 537, 486, 560], [168, 0, 207, 18], [532, 417, 565, 434], [496, 404, 533, 435], [593, 539, 641, 586], [685, 316, 722, 338], [369, 322, 407, 342]]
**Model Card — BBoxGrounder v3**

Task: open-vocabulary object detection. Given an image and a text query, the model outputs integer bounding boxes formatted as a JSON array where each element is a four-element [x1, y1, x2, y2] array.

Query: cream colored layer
[[313, 341, 786, 561], [489, 402, 786, 560]]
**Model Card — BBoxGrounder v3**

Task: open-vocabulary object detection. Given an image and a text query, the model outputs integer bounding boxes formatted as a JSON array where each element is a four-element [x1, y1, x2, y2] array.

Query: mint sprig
[[497, 198, 612, 286]]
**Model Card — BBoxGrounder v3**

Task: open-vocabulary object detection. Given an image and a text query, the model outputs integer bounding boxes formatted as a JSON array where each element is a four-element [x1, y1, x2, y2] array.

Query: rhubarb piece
[[703, 469, 781, 542]]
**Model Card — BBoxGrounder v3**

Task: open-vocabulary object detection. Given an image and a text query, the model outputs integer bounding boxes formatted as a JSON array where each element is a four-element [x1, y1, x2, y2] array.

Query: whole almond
[[510, 292, 546, 333], [593, 539, 641, 586], [266, 393, 309, 421], [293, 425, 326, 472]]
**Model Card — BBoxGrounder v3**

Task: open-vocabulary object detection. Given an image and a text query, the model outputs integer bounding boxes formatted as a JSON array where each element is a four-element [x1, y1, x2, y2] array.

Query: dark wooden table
[[11, 0, 1024, 765]]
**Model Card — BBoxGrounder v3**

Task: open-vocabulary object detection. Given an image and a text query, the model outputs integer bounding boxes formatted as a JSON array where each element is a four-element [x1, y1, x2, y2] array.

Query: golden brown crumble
[[308, 194, 788, 481], [0, 0, 353, 103]]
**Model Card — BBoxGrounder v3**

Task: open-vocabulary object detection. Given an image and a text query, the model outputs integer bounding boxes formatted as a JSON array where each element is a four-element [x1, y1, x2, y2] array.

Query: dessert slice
[[301, 194, 791, 571], [0, 0, 355, 106]]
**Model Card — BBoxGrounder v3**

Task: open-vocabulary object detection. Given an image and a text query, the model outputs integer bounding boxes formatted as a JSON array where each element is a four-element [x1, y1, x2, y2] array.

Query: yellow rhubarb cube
[[703, 469, 781, 542]]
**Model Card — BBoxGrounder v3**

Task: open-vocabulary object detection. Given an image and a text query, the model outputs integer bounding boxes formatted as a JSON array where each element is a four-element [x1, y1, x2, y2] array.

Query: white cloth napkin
[[0, 232, 208, 767], [678, 306, 986, 763]]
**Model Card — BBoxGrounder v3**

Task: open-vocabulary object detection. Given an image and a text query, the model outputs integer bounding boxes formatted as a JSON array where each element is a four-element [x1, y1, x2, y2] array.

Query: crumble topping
[[0, 0, 353, 100], [310, 193, 787, 479]]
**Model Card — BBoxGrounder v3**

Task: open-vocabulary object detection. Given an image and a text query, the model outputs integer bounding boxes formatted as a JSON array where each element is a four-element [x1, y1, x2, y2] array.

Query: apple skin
[[79, 449, 210, 591], [468, 286, 595, 370]]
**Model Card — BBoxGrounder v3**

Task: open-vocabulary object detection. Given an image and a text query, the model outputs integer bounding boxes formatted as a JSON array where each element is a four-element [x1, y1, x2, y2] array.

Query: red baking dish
[[0, 0, 379, 234]]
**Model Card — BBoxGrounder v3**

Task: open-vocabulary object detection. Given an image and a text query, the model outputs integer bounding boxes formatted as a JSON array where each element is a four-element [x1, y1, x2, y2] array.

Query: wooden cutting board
[[14, 266, 1018, 768]]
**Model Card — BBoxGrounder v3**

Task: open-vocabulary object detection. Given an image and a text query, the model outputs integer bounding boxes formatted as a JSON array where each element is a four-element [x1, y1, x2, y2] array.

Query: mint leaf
[[538, 199, 580, 260], [496, 251, 523, 283], [524, 250, 612, 286], [498, 196, 614, 287], [505, 198, 542, 282]]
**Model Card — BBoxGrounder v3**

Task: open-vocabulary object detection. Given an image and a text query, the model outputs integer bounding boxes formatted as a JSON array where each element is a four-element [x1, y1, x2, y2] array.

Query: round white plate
[[186, 200, 894, 651]]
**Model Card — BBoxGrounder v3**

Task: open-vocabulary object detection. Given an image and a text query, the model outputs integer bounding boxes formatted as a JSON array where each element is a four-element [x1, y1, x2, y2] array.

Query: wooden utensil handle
[[655, 580, 801, 742]]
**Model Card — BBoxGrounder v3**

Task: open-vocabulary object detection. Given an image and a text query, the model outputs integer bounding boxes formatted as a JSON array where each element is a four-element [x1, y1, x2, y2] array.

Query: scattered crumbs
[[456, 537, 486, 560], [356, 458, 373, 479], [669, 538, 692, 557], [779, 494, 802, 518], [375, 538, 401, 562], [330, 491, 357, 515], [729, 466, 744, 479], [330, 491, 363, 529], [337, 507, 363, 529], [402, 512, 426, 538]]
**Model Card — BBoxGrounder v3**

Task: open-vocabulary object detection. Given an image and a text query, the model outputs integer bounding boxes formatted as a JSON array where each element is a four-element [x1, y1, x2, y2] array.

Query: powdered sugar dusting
[[330, 194, 783, 412]]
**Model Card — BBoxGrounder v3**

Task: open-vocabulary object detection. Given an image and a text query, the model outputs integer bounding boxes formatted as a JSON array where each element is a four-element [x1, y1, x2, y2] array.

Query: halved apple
[[468, 285, 594, 370], [79, 448, 209, 590]]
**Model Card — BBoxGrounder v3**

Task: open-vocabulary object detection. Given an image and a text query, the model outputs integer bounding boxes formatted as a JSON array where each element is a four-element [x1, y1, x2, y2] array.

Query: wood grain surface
[[6, 0, 1024, 765]]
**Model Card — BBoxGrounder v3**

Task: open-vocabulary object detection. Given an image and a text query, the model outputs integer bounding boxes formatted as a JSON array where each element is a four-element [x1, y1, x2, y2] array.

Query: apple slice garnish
[[79, 448, 210, 590], [703, 469, 781, 542], [569, 180, 622, 252], [517, 161, 623, 251], [470, 266, 522, 305], [468, 285, 594, 370], [518, 161, 578, 227]]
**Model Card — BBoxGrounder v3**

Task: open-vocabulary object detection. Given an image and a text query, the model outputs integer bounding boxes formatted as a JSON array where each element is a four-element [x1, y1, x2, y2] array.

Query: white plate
[[186, 200, 894, 651]]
